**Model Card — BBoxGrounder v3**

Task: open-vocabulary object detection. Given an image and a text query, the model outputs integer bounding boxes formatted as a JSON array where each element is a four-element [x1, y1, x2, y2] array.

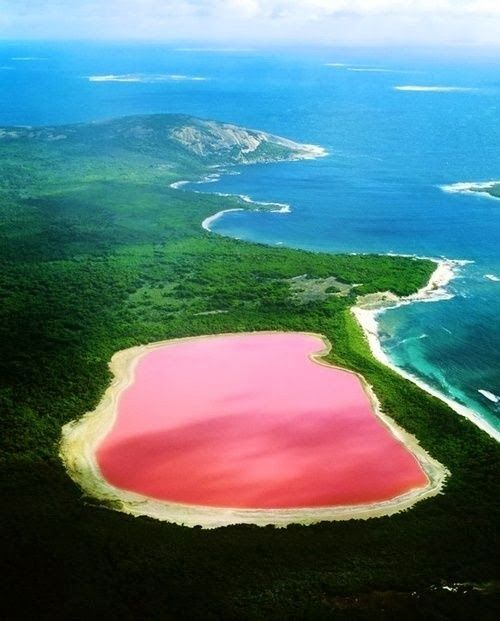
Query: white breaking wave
[[347, 67, 401, 73], [88, 74, 208, 83], [484, 274, 500, 282], [169, 180, 189, 189], [239, 195, 291, 212], [200, 200, 291, 232], [171, 174, 222, 189], [383, 254, 473, 307], [353, 257, 500, 442], [199, 173, 221, 183], [326, 63, 403, 73], [388, 334, 428, 350], [440, 181, 500, 199], [170, 177, 292, 230], [205, 190, 291, 212], [175, 48, 254, 53], [169, 74, 208, 81], [478, 389, 500, 404], [11, 56, 47, 61], [395, 85, 476, 92], [215, 193, 292, 212]]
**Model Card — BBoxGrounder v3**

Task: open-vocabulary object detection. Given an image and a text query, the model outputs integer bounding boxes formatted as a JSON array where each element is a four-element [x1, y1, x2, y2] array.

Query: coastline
[[60, 332, 448, 529], [201, 203, 291, 232], [288, 143, 328, 160], [174, 179, 293, 232], [201, 207, 244, 231], [170, 137, 323, 232], [187, 158, 500, 443], [352, 258, 500, 442], [59, 130, 498, 527]]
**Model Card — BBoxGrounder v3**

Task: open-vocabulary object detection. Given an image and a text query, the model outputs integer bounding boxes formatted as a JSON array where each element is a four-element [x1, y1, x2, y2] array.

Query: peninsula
[[1, 115, 499, 618]]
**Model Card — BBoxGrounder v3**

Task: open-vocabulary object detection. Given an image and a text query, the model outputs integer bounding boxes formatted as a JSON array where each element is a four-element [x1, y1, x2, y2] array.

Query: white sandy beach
[[352, 258, 500, 442], [198, 186, 500, 443], [200, 200, 291, 232], [201, 207, 245, 231], [172, 177, 292, 232], [198, 184, 500, 442]]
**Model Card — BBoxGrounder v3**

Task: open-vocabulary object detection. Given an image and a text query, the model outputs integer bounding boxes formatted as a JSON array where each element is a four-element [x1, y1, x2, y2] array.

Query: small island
[[441, 180, 500, 199]]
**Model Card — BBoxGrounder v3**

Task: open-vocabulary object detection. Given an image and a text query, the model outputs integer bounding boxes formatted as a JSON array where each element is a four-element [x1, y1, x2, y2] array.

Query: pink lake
[[96, 333, 428, 509]]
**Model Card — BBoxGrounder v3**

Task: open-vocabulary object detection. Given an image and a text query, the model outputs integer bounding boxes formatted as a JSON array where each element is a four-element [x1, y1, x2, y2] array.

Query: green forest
[[1, 115, 499, 620]]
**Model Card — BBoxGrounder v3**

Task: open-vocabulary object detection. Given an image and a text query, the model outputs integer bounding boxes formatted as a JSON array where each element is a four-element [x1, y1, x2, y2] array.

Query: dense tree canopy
[[1, 115, 498, 620]]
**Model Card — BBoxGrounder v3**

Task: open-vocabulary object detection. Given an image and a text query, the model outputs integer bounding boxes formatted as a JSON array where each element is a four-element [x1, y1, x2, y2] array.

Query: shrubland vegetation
[[479, 184, 500, 199], [1, 115, 498, 620]]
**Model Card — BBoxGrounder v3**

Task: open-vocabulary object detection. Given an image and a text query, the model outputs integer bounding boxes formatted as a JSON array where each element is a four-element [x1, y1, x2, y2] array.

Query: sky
[[1, 0, 500, 47]]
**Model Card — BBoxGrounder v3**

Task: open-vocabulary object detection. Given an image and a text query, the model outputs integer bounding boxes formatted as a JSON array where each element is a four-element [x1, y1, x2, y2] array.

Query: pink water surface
[[96, 333, 428, 509]]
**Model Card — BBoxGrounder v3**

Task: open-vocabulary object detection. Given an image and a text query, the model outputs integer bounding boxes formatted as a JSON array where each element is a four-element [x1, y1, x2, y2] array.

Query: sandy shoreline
[[352, 258, 500, 442], [194, 167, 500, 443], [195, 172, 500, 441], [199, 189, 498, 441], [201, 204, 290, 231], [171, 135, 321, 232], [60, 331, 448, 529], [201, 207, 244, 231], [59, 139, 494, 527]]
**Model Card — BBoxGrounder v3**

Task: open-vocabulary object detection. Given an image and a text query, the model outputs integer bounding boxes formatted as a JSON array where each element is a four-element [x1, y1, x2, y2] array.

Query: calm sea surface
[[1, 42, 499, 431]]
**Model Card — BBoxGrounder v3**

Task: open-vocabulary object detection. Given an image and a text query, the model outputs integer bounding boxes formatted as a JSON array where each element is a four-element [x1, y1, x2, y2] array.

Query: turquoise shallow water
[[1, 42, 499, 432]]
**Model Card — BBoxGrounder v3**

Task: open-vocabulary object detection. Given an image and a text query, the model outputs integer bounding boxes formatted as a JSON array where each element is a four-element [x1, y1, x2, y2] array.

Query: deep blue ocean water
[[1, 42, 499, 432]]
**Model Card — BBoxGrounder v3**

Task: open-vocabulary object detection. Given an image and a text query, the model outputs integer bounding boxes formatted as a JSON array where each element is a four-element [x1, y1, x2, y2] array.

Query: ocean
[[1, 41, 499, 434]]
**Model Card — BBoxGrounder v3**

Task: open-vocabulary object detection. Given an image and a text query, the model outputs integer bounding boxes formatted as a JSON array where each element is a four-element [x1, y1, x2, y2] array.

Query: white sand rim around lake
[[60, 331, 448, 529]]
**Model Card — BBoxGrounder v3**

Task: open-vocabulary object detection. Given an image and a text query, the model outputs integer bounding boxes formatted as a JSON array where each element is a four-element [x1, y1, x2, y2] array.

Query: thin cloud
[[1, 0, 500, 44]]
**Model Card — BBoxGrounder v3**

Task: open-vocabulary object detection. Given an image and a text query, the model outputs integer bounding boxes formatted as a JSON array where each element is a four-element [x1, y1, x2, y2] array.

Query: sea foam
[[347, 68, 401, 73], [440, 181, 500, 199], [169, 180, 189, 190], [183, 188, 292, 232], [352, 258, 500, 442], [478, 389, 500, 404], [88, 74, 208, 83], [326, 63, 400, 73], [175, 48, 254, 53], [395, 86, 476, 92], [11, 57, 47, 61]]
